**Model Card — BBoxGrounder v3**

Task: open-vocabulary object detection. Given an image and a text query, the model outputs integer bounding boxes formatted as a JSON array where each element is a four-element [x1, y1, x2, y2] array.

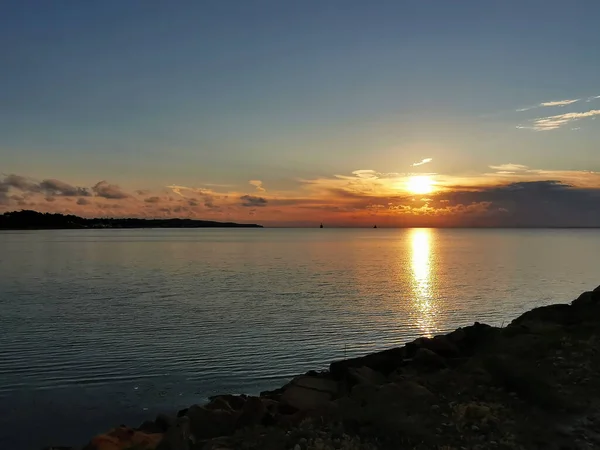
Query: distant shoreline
[[0, 210, 262, 230]]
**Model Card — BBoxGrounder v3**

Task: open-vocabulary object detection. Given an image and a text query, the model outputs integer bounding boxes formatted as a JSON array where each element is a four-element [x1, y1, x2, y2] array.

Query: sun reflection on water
[[410, 228, 437, 336]]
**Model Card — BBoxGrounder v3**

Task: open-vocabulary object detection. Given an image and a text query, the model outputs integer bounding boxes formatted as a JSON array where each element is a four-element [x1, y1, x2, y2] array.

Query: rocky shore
[[47, 286, 600, 450]]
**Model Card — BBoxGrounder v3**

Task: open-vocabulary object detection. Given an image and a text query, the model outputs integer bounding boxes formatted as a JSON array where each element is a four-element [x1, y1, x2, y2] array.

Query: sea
[[0, 228, 598, 449]]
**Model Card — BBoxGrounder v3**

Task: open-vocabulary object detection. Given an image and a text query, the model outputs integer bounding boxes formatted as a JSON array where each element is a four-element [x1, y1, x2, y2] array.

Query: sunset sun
[[406, 176, 435, 195]]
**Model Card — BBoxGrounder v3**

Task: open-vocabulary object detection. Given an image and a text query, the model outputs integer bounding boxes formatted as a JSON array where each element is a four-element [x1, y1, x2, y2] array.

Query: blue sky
[[1, 1, 599, 225]]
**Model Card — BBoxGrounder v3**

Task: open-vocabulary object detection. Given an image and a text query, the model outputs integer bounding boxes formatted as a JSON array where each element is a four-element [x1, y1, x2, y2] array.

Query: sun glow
[[406, 175, 435, 194]]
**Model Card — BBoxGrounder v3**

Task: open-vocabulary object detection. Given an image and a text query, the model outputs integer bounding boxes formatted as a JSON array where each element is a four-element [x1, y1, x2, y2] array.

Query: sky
[[1, 0, 599, 226]]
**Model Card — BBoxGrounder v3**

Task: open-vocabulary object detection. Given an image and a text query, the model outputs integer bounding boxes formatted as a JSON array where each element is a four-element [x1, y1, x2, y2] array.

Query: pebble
[[294, 445, 301, 450], [472, 425, 480, 432]]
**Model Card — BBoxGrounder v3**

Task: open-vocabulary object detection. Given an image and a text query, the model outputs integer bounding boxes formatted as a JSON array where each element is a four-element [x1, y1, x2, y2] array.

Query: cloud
[[412, 158, 433, 167], [539, 99, 580, 107], [249, 180, 265, 192], [92, 181, 129, 199], [489, 164, 530, 173], [518, 109, 600, 131], [76, 198, 90, 205], [240, 195, 268, 207], [438, 180, 600, 226], [144, 196, 160, 203], [1, 174, 39, 192], [516, 98, 580, 112], [167, 184, 219, 209], [351, 169, 379, 179], [167, 185, 214, 197], [586, 95, 600, 102], [40, 179, 91, 197]]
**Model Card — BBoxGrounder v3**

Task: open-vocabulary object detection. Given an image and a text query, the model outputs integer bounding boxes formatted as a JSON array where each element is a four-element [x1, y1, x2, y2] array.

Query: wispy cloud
[[539, 99, 580, 107], [249, 180, 265, 192], [518, 109, 600, 131], [412, 158, 433, 167], [586, 95, 600, 102], [167, 185, 215, 197], [516, 98, 580, 112], [489, 164, 529, 173]]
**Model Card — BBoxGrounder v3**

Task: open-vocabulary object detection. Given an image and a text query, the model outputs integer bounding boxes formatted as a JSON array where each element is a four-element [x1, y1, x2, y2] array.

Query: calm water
[[1, 228, 599, 449]]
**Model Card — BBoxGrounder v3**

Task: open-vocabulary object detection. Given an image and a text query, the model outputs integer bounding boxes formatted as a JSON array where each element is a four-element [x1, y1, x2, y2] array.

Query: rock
[[155, 413, 175, 432], [413, 348, 447, 370], [511, 304, 575, 327], [236, 396, 267, 428], [281, 385, 332, 411], [349, 382, 379, 404], [447, 328, 467, 344], [138, 420, 163, 434], [156, 417, 190, 450], [347, 366, 387, 386], [82, 426, 162, 450], [462, 322, 497, 352], [329, 347, 405, 379], [292, 375, 339, 394], [385, 380, 436, 406], [278, 375, 339, 411], [186, 405, 238, 439], [414, 335, 460, 357], [206, 395, 246, 411], [572, 290, 600, 307]]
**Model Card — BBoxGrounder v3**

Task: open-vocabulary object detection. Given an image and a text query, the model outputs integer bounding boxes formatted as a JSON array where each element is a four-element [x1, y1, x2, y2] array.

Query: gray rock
[[155, 413, 176, 432], [157, 416, 190, 450], [572, 290, 600, 307], [414, 335, 460, 357], [280, 384, 333, 411], [236, 396, 267, 428], [347, 366, 387, 386], [186, 405, 238, 439], [413, 347, 447, 369], [279, 375, 339, 411]]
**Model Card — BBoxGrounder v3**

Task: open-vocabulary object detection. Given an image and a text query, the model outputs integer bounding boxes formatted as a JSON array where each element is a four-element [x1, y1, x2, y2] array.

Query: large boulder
[[82, 427, 162, 450], [413, 335, 460, 357], [572, 290, 600, 308], [413, 348, 447, 370], [156, 417, 190, 450], [206, 394, 247, 411], [329, 347, 405, 379], [185, 405, 238, 439], [511, 304, 575, 327], [280, 375, 339, 411], [236, 396, 267, 428], [347, 366, 387, 386]]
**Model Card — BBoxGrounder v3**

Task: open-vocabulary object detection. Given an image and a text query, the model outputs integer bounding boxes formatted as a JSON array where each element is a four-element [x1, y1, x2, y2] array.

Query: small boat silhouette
[[320, 223, 324, 228], [373, 224, 377, 228]]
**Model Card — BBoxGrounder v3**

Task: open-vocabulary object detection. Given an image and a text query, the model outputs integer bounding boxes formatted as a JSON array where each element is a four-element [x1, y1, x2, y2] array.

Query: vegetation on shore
[[47, 286, 600, 450], [0, 210, 263, 229]]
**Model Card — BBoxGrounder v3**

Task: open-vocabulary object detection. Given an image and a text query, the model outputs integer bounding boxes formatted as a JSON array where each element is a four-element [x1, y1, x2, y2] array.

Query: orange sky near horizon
[[2, 161, 600, 227]]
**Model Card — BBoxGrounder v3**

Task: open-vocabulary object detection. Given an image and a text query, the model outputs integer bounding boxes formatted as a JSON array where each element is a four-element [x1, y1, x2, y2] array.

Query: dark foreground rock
[[50, 286, 600, 450]]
